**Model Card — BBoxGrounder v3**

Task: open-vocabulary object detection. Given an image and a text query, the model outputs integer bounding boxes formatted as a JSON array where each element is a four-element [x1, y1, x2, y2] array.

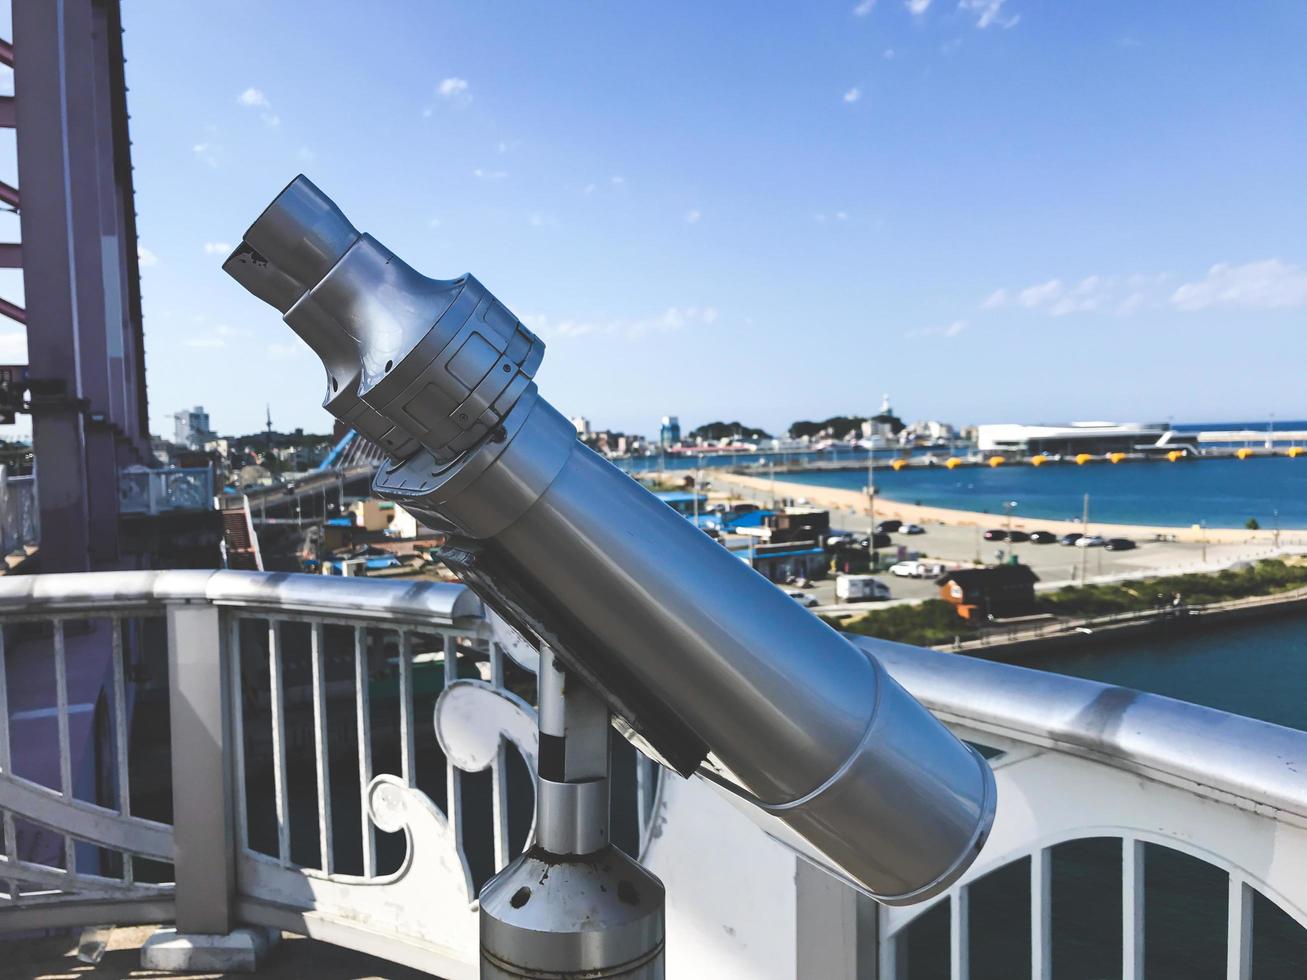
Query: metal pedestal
[[479, 647, 665, 978]]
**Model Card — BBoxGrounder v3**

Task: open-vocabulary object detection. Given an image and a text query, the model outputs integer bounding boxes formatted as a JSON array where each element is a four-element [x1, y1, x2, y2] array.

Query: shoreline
[[709, 470, 1307, 546]]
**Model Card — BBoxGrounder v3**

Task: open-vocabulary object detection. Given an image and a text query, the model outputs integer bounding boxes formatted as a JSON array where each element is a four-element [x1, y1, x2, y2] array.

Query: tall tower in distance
[[659, 415, 681, 449]]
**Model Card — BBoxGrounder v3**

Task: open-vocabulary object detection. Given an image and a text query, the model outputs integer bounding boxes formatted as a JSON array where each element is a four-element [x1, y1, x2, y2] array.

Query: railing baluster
[[398, 630, 415, 788], [1, 618, 11, 897], [0, 623, 9, 776], [444, 633, 463, 857], [1122, 837, 1145, 980], [1031, 846, 1051, 980], [489, 640, 509, 871], [1226, 875, 1252, 980], [268, 620, 290, 865], [310, 622, 333, 875], [110, 617, 133, 884], [228, 616, 249, 853], [950, 886, 970, 980], [354, 626, 375, 877], [54, 620, 71, 800]]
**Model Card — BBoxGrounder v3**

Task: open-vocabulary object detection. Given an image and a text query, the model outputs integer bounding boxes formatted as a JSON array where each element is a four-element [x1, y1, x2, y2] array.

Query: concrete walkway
[[0, 926, 437, 980]]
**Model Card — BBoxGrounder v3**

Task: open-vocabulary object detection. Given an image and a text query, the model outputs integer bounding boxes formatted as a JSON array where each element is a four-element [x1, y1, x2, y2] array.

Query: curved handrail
[[0, 569, 484, 626], [855, 634, 1307, 824]]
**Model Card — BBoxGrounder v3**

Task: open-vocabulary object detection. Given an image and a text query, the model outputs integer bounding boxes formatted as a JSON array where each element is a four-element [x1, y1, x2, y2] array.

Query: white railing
[[0, 571, 1302, 978], [118, 466, 215, 515], [0, 467, 37, 557], [862, 636, 1307, 980], [0, 571, 657, 979]]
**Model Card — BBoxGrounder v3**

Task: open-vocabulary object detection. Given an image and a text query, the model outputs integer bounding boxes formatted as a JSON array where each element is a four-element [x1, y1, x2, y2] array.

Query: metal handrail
[[0, 569, 483, 624], [860, 634, 1307, 824]]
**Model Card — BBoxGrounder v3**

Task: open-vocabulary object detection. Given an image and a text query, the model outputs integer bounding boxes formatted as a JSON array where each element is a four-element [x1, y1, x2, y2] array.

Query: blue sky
[[21, 0, 1307, 439]]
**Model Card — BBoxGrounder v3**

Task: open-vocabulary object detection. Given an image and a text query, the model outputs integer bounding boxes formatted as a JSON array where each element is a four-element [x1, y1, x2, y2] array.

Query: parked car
[[1076, 535, 1106, 548], [1105, 538, 1136, 551], [1060, 533, 1084, 546], [825, 534, 855, 549], [983, 529, 1007, 541], [876, 519, 903, 533], [1007, 530, 1030, 543], [900, 523, 926, 535], [785, 589, 820, 608], [1029, 531, 1059, 544], [856, 533, 894, 549], [891, 560, 946, 579]]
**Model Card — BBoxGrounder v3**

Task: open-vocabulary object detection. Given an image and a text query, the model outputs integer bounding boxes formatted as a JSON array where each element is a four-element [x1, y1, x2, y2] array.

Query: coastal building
[[172, 404, 214, 449], [976, 420, 1198, 456], [659, 414, 681, 448], [570, 416, 591, 437], [936, 564, 1039, 620], [861, 394, 905, 443]]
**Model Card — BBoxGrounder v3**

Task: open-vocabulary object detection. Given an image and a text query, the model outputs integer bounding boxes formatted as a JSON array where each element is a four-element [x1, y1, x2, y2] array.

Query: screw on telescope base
[[478, 647, 665, 978]]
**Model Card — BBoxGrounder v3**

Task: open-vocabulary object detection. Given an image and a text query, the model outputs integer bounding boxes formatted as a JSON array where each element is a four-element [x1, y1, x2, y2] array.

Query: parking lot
[[769, 507, 1301, 613]]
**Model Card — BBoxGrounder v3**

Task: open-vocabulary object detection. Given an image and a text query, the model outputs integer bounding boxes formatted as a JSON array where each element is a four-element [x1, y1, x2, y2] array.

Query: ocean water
[[785, 456, 1307, 529]]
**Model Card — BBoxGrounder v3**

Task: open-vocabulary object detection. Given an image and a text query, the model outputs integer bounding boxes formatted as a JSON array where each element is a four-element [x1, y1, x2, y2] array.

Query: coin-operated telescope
[[225, 176, 995, 979]]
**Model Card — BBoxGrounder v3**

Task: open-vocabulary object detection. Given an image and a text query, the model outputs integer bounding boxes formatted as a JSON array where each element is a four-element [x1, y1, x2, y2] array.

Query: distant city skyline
[[5, 2, 1301, 440]]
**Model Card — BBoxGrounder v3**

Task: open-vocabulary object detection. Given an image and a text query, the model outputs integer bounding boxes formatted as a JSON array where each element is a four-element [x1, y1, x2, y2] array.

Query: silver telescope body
[[225, 176, 995, 904]]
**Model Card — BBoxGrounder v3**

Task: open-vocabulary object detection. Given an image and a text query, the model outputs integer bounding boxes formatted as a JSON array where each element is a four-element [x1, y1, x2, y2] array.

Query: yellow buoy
[[891, 458, 907, 471], [1030, 454, 1047, 467], [1289, 446, 1304, 458], [1075, 453, 1093, 466], [1108, 452, 1125, 464], [1236, 447, 1254, 460], [945, 457, 962, 470], [1167, 450, 1183, 462], [988, 456, 1005, 468]]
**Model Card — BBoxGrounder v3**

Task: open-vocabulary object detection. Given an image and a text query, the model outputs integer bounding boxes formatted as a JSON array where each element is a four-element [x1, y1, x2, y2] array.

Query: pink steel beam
[[0, 180, 18, 210], [0, 297, 24, 324]]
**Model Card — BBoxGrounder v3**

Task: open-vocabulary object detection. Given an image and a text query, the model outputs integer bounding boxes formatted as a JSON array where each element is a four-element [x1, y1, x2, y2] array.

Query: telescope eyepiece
[[243, 174, 359, 293]]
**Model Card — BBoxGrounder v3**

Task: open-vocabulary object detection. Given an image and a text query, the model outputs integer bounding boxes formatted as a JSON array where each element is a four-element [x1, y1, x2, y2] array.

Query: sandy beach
[[710, 470, 1307, 547]]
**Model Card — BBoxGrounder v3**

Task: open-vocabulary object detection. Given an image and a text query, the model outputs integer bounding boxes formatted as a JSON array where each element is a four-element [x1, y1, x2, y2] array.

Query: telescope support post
[[478, 646, 666, 978]]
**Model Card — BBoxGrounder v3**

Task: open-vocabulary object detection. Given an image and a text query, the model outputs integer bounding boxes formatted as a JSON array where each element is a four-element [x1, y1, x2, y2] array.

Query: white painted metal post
[[1122, 837, 1145, 980], [796, 859, 869, 979], [950, 887, 970, 980], [1226, 876, 1252, 980], [165, 601, 234, 934], [1031, 847, 1051, 979]]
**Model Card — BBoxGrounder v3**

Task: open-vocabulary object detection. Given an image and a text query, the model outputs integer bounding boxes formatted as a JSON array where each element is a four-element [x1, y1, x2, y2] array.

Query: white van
[[835, 574, 891, 602]]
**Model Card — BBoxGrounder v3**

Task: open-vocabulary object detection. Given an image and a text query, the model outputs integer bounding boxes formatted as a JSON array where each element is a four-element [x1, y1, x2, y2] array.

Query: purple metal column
[[12, 0, 150, 572]]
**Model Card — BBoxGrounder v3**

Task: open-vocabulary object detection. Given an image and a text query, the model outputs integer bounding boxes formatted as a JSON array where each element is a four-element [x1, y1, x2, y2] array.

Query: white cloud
[[428, 216, 442, 228], [1171, 259, 1307, 312], [0, 331, 27, 360], [186, 337, 225, 349], [297, 146, 316, 162], [203, 242, 232, 255], [906, 0, 931, 13], [267, 343, 300, 358], [610, 175, 625, 185], [237, 87, 279, 126], [853, 0, 876, 15], [138, 245, 159, 267], [908, 319, 968, 339], [685, 209, 701, 224], [472, 168, 507, 180], [843, 87, 862, 104], [432, 77, 472, 111], [835, 211, 849, 221], [883, 48, 896, 59], [192, 142, 217, 168], [981, 288, 1007, 309], [958, 0, 1020, 29], [983, 271, 1174, 317], [523, 306, 719, 342]]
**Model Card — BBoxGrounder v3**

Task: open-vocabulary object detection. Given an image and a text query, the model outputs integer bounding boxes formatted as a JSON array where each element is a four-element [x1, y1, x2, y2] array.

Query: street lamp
[[1003, 500, 1018, 564], [867, 420, 877, 570]]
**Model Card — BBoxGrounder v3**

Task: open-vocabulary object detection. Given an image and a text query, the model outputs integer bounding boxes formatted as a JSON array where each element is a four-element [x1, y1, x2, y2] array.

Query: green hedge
[[837, 560, 1307, 647]]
